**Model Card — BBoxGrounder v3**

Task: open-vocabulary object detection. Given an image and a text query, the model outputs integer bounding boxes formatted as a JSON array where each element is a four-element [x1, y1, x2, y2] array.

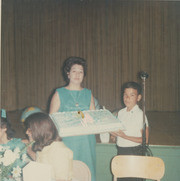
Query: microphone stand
[[140, 72, 149, 156]]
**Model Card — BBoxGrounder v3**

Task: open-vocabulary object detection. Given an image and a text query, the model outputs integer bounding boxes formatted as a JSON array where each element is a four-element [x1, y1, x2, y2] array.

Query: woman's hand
[[110, 130, 125, 137], [116, 130, 126, 138], [110, 134, 116, 142]]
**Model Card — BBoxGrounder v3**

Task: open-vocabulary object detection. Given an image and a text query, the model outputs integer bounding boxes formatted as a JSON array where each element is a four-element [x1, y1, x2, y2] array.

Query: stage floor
[[146, 111, 180, 146]]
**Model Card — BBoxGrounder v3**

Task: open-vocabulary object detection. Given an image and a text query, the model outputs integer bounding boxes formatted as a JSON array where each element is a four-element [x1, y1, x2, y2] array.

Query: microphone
[[139, 71, 149, 80]]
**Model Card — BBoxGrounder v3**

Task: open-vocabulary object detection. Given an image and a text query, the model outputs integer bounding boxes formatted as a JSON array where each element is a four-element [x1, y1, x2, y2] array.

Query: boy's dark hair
[[62, 56, 87, 83], [122, 81, 142, 95]]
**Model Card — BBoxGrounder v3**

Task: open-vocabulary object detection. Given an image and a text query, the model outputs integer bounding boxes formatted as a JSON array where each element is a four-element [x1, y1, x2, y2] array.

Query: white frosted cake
[[50, 109, 124, 137]]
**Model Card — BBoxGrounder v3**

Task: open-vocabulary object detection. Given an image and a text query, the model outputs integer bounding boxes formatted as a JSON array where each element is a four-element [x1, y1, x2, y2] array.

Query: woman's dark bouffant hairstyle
[[24, 112, 61, 152], [0, 117, 15, 140], [62, 56, 87, 83]]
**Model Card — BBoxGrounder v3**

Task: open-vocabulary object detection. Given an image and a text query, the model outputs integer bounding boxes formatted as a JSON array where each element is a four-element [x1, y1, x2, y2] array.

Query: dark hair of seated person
[[24, 112, 61, 152], [0, 116, 15, 140]]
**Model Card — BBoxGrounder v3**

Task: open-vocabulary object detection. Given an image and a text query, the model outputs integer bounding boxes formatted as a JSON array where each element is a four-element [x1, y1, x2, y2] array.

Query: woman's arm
[[89, 94, 95, 110], [49, 91, 61, 114]]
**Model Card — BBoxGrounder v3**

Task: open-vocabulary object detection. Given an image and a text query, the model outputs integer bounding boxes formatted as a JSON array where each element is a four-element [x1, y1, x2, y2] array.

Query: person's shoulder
[[49, 141, 73, 155], [132, 105, 145, 121], [16, 138, 26, 144], [48, 141, 69, 150], [83, 87, 91, 91], [55, 87, 67, 96], [133, 105, 143, 114], [10, 138, 22, 143], [9, 138, 26, 148], [82, 88, 92, 94], [117, 107, 126, 118], [56, 87, 65, 92], [118, 107, 126, 114]]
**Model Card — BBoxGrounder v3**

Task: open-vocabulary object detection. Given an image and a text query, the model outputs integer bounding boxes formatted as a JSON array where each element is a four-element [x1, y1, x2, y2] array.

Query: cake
[[50, 109, 124, 137]]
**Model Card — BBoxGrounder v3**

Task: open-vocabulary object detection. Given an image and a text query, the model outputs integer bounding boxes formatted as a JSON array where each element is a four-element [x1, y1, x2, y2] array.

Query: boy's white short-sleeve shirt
[[117, 104, 148, 147]]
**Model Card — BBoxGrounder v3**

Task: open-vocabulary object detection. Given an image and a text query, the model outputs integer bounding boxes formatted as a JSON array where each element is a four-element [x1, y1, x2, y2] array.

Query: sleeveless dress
[[56, 87, 96, 181]]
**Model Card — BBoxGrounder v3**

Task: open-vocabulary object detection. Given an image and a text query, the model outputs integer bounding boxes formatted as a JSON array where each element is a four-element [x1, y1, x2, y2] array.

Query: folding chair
[[111, 155, 165, 181], [73, 160, 91, 181]]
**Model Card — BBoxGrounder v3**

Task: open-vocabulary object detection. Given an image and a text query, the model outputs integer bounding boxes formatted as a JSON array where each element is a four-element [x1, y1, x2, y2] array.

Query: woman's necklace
[[69, 90, 81, 107]]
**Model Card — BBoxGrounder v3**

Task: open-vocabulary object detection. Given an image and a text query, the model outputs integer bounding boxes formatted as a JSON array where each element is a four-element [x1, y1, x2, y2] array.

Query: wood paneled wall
[[1, 0, 180, 111]]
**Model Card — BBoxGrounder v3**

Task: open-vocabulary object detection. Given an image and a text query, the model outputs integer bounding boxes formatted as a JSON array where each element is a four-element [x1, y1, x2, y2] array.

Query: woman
[[25, 112, 73, 181], [49, 57, 96, 181], [0, 109, 29, 180]]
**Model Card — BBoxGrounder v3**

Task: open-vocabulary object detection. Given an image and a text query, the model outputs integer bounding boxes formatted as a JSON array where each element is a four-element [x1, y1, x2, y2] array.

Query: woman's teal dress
[[56, 87, 96, 181]]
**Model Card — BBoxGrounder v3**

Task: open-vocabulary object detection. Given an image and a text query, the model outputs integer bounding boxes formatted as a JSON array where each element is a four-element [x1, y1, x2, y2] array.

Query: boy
[[111, 82, 149, 180]]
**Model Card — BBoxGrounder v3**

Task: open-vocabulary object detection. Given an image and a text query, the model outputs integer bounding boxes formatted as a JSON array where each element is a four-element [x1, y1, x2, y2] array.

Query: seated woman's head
[[0, 110, 15, 142], [24, 112, 61, 152]]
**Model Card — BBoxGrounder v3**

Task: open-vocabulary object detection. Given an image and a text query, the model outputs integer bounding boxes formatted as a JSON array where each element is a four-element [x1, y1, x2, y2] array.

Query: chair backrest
[[72, 160, 91, 181], [111, 155, 165, 181]]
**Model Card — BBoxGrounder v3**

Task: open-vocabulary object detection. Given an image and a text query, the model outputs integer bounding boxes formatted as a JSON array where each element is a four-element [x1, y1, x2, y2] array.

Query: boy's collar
[[126, 104, 139, 113]]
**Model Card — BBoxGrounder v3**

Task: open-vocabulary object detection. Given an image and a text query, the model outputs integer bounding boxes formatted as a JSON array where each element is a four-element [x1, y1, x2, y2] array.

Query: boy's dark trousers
[[117, 145, 144, 181]]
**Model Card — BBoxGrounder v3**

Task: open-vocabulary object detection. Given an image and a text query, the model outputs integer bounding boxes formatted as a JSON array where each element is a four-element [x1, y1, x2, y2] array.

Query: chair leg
[[114, 176, 117, 181]]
